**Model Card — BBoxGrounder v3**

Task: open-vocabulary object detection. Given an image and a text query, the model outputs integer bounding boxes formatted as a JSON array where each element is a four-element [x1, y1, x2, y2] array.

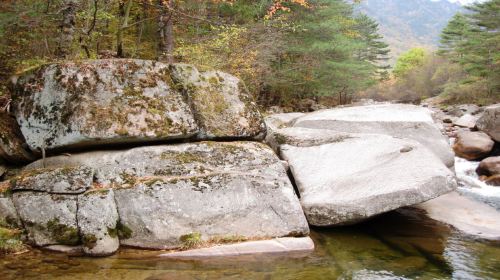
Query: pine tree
[[438, 13, 470, 62]]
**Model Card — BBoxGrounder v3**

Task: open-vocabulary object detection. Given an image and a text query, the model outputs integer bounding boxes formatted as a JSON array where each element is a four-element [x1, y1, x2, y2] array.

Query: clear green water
[[1, 208, 499, 280]]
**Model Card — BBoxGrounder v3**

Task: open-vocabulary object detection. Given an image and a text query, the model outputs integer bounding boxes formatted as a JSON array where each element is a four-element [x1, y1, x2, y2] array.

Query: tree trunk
[[56, 0, 78, 59], [117, 0, 133, 58], [158, 0, 175, 63]]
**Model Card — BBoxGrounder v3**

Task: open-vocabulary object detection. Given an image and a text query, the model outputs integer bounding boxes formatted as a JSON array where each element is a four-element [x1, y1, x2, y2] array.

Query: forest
[[362, 0, 499, 105], [0, 0, 390, 112], [0, 0, 498, 111]]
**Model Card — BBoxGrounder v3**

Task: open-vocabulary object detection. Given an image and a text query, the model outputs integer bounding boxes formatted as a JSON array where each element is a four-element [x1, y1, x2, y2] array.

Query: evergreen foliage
[[0, 0, 390, 109]]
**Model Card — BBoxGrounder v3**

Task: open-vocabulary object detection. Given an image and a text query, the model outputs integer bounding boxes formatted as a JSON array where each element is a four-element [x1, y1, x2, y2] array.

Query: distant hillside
[[356, 0, 463, 64]]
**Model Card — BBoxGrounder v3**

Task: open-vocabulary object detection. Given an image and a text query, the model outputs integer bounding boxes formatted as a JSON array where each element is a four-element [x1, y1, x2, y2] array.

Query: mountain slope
[[357, 0, 463, 63]]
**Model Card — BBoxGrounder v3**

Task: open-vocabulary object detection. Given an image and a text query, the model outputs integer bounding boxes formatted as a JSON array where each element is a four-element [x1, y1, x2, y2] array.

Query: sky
[[436, 0, 484, 5]]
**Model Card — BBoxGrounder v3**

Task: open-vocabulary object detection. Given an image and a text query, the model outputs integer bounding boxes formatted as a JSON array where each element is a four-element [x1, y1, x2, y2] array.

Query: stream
[[1, 158, 499, 280]]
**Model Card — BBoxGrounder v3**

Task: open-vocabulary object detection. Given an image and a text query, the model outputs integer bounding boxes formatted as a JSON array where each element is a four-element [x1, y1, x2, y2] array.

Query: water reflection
[[1, 208, 499, 280]]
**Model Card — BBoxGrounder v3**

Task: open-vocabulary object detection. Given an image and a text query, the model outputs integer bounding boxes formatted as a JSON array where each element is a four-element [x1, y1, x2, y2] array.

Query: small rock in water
[[485, 175, 500, 187], [477, 156, 500, 176], [453, 131, 494, 160]]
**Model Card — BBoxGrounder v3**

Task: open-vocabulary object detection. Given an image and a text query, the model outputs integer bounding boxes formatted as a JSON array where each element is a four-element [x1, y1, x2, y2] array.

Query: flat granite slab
[[159, 237, 314, 259]]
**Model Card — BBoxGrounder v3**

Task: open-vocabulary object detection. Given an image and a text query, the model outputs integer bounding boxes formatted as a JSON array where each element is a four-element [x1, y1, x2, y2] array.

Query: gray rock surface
[[170, 64, 265, 139], [13, 60, 267, 152], [0, 186, 21, 227], [77, 189, 119, 256], [24, 142, 308, 250], [453, 114, 478, 128], [160, 237, 314, 259], [476, 104, 500, 141], [453, 131, 494, 160], [293, 104, 455, 168], [266, 126, 351, 153], [0, 112, 35, 163], [12, 192, 78, 246], [278, 128, 457, 226], [13, 60, 198, 152], [11, 165, 93, 194]]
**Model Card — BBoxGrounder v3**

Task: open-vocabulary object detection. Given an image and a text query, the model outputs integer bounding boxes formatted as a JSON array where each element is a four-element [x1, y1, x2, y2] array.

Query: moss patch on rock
[[46, 218, 79, 246], [0, 226, 25, 254], [180, 232, 203, 250], [109, 221, 132, 240]]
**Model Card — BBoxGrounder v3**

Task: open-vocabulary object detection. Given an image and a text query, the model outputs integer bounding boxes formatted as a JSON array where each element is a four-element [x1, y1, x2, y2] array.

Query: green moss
[[180, 232, 203, 249], [82, 234, 98, 249], [107, 226, 118, 238], [209, 235, 247, 244], [46, 218, 79, 246], [116, 221, 132, 239], [0, 227, 25, 254]]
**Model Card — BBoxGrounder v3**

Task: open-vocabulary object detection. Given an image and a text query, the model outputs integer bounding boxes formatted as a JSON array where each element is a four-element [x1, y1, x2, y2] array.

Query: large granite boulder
[[12, 192, 79, 246], [476, 104, 500, 141], [13, 142, 308, 251], [453, 131, 494, 160], [293, 104, 455, 168], [0, 112, 35, 163], [170, 64, 265, 139], [272, 127, 457, 226], [12, 60, 265, 152]]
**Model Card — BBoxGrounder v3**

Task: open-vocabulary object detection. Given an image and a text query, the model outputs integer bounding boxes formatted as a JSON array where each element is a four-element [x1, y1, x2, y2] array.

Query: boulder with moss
[[0, 112, 35, 163], [170, 64, 265, 140], [20, 141, 308, 250], [12, 192, 79, 246], [77, 189, 119, 256], [12, 60, 266, 152], [12, 59, 199, 152], [273, 127, 457, 226]]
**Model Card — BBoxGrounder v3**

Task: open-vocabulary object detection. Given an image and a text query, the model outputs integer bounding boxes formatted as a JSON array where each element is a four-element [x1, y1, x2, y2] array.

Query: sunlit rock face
[[292, 104, 455, 168], [12, 60, 265, 152], [5, 141, 308, 254]]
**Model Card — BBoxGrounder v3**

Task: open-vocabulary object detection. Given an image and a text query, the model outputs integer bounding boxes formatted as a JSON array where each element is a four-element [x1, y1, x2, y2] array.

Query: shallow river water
[[1, 207, 499, 280]]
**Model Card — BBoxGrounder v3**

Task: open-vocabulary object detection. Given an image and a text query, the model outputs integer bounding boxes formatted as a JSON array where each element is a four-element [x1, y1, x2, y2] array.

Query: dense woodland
[[0, 0, 390, 111], [0, 0, 497, 113], [362, 0, 499, 105]]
